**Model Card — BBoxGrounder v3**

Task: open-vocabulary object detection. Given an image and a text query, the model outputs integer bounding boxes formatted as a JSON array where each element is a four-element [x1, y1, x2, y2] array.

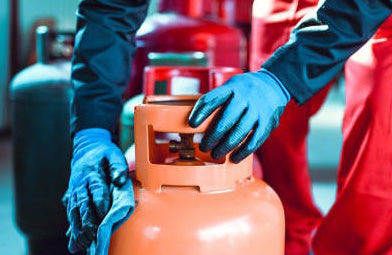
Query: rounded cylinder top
[[136, 13, 244, 49], [9, 62, 72, 101], [134, 95, 253, 193]]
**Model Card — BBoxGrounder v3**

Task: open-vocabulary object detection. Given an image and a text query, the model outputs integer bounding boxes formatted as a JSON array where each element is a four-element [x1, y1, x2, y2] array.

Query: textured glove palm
[[64, 128, 130, 253], [189, 69, 291, 163]]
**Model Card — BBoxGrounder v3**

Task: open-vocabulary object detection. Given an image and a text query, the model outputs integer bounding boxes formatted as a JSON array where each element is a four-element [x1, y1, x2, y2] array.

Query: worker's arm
[[189, 0, 392, 162], [64, 0, 149, 253], [263, 0, 392, 103], [71, 0, 149, 134]]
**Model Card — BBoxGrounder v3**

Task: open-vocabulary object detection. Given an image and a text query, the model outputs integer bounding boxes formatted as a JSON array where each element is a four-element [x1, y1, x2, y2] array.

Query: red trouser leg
[[312, 27, 392, 255], [251, 1, 324, 254], [256, 87, 328, 255]]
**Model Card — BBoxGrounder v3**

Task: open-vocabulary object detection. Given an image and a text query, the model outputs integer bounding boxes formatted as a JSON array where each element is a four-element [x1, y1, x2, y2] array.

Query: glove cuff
[[74, 128, 112, 145], [260, 68, 291, 103]]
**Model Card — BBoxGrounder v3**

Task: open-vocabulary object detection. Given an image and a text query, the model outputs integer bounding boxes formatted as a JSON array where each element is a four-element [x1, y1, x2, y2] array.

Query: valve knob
[[169, 133, 196, 160]]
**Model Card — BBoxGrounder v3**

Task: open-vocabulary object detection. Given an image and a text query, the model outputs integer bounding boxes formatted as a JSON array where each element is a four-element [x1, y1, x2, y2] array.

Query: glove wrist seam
[[260, 68, 291, 103]]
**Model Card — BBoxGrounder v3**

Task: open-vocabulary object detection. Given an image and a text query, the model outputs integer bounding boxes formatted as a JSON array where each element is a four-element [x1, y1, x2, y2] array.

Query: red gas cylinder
[[124, 66, 263, 178], [109, 95, 285, 255], [159, 0, 253, 35], [126, 0, 246, 98], [157, 0, 253, 71], [158, 0, 205, 18], [143, 66, 241, 95], [210, 0, 253, 36], [212, 0, 253, 70]]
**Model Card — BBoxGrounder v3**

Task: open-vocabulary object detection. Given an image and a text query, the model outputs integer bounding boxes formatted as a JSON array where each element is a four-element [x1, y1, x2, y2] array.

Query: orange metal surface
[[142, 66, 264, 178], [110, 96, 285, 254]]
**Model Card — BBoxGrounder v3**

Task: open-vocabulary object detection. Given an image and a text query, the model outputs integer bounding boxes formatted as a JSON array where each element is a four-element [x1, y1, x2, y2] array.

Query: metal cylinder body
[[121, 66, 242, 160], [126, 13, 246, 98], [110, 96, 285, 254], [10, 26, 73, 255], [159, 0, 253, 30], [10, 61, 72, 254], [111, 177, 284, 254], [158, 0, 253, 68]]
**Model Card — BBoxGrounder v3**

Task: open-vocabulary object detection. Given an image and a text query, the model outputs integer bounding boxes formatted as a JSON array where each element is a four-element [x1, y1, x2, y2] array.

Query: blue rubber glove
[[188, 69, 291, 163], [63, 128, 131, 253]]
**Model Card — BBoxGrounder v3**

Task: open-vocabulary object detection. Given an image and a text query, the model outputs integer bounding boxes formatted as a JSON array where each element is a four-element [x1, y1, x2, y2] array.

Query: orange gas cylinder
[[109, 95, 285, 255], [124, 66, 263, 179]]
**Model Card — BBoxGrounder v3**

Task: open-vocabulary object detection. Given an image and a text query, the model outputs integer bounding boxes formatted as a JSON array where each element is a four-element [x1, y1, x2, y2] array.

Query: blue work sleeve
[[263, 0, 392, 104], [71, 0, 149, 135]]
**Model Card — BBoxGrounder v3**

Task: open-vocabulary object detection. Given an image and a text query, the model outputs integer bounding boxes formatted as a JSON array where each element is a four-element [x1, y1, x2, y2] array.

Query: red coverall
[[312, 16, 392, 255], [250, 0, 328, 254], [251, 0, 392, 253]]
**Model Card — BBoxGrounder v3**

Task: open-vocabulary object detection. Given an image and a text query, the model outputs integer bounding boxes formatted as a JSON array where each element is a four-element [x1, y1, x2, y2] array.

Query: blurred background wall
[[0, 0, 10, 130], [17, 0, 79, 66]]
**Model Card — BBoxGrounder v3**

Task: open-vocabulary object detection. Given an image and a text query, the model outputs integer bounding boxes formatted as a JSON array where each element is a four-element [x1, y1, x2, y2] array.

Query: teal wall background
[[0, 0, 10, 129], [17, 0, 160, 65], [18, 0, 79, 65]]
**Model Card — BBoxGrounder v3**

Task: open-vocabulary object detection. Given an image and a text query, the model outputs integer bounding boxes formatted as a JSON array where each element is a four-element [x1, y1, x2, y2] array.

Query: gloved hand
[[188, 68, 291, 163], [63, 128, 130, 253]]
